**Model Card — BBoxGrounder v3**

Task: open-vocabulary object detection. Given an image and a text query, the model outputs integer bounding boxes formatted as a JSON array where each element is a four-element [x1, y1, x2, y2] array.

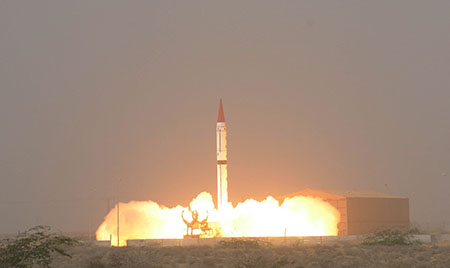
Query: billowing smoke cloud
[[96, 192, 339, 246]]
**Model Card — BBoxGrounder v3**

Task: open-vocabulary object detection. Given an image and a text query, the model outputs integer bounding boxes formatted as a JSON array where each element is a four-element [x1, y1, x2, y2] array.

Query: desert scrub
[[218, 238, 272, 249], [48, 242, 450, 268], [0, 226, 78, 268], [363, 229, 420, 246]]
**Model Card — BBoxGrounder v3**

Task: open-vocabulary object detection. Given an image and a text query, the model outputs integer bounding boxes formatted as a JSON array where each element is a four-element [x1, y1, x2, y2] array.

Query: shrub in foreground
[[363, 229, 420, 246], [0, 225, 78, 268]]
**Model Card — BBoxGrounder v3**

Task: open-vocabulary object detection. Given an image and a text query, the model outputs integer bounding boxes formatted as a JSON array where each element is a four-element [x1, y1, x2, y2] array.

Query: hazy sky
[[0, 1, 449, 234]]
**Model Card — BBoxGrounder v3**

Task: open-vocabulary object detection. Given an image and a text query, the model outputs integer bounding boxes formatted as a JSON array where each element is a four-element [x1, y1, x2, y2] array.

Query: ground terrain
[[53, 240, 450, 268]]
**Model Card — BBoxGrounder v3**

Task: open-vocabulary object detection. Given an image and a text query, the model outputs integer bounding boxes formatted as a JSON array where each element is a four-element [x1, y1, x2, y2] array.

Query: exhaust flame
[[96, 192, 340, 246]]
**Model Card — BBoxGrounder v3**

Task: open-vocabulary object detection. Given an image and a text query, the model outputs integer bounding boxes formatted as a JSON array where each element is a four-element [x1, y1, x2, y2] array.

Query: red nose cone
[[217, 99, 225, 122]]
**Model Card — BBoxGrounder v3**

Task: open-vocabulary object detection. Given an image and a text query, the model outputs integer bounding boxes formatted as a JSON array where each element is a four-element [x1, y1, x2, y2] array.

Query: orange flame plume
[[96, 192, 340, 246]]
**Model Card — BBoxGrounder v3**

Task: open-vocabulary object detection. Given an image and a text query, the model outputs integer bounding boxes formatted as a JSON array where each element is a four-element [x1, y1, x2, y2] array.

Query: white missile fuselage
[[216, 100, 228, 211], [216, 121, 227, 210]]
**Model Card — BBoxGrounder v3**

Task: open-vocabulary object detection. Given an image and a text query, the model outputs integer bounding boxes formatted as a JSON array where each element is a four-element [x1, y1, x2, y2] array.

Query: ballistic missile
[[216, 99, 228, 211]]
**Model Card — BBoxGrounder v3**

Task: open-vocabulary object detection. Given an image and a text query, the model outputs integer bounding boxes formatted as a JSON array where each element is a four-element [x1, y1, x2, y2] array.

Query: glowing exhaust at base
[[96, 192, 340, 246]]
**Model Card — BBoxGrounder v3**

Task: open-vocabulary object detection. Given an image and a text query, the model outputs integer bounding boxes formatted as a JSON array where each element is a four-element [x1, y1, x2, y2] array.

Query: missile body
[[216, 99, 228, 211]]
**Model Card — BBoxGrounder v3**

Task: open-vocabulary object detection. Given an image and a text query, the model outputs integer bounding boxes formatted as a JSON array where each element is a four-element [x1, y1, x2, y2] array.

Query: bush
[[218, 239, 272, 249], [0, 226, 78, 268], [363, 229, 420, 246]]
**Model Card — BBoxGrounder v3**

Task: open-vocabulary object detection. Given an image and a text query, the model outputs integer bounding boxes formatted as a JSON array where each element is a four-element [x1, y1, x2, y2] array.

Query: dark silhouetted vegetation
[[0, 226, 78, 268], [218, 238, 272, 249], [363, 229, 420, 246]]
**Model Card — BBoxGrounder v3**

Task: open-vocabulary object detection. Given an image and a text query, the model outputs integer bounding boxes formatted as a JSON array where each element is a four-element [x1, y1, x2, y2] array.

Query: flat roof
[[283, 189, 407, 199]]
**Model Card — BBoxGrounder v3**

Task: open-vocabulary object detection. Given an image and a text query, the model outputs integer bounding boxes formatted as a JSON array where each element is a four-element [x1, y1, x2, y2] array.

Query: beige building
[[283, 189, 410, 236]]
